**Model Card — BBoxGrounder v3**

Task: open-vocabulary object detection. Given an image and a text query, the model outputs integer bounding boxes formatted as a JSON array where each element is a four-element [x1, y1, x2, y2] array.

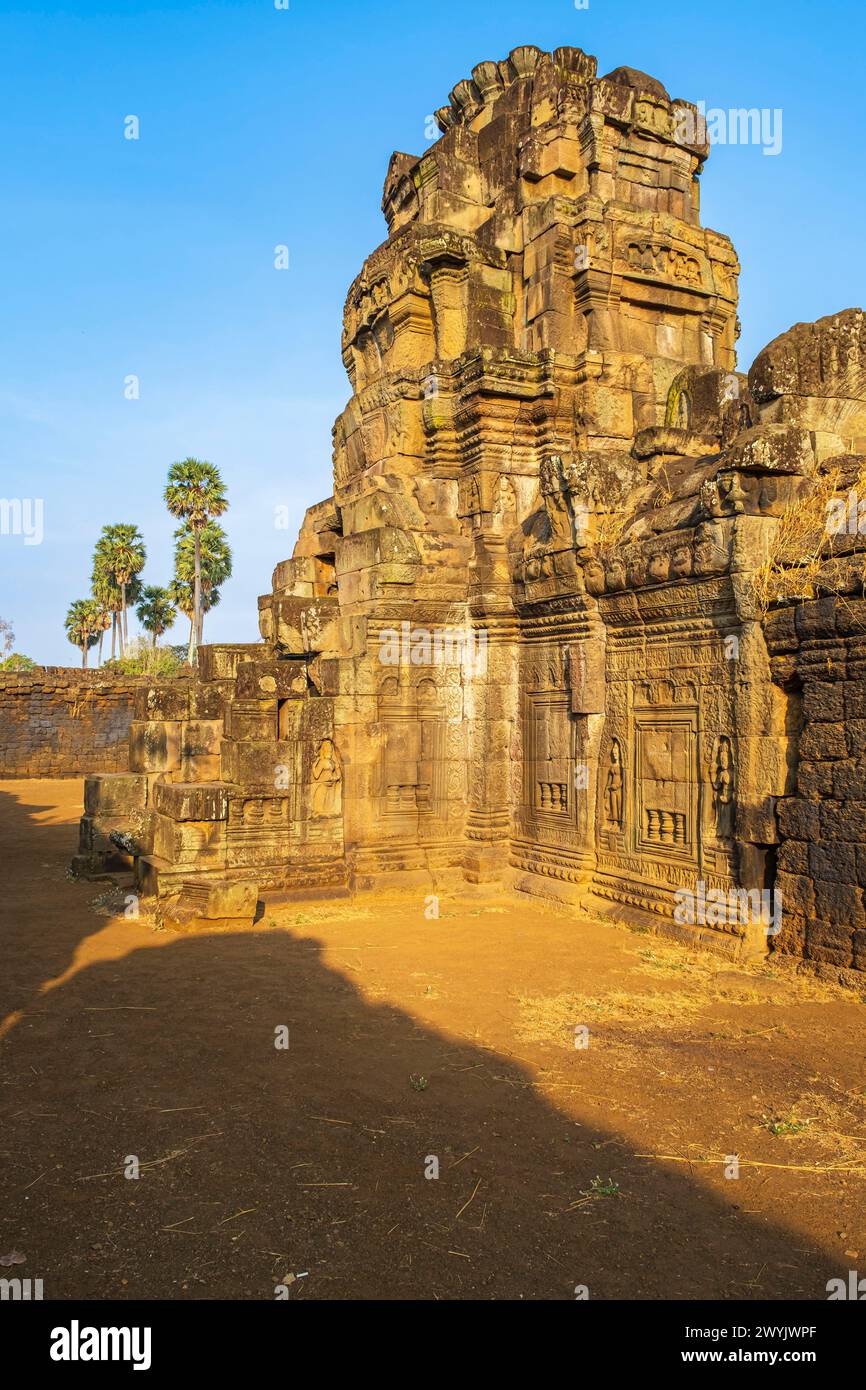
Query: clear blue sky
[[1, 0, 864, 664]]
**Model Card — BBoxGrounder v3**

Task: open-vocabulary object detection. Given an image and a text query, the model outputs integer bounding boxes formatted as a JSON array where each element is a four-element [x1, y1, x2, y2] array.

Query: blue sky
[[1, 0, 864, 664]]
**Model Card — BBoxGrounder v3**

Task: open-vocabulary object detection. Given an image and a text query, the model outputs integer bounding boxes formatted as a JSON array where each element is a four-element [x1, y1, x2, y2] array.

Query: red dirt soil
[[1, 779, 864, 1300]]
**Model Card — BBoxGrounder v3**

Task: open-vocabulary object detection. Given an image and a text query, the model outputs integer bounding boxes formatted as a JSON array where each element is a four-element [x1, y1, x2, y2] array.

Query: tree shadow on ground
[[0, 783, 851, 1300]]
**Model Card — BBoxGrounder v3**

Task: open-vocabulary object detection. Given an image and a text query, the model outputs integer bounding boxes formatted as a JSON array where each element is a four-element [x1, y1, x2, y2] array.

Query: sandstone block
[[152, 813, 227, 869], [153, 782, 229, 822], [162, 877, 259, 931], [84, 773, 148, 816], [134, 685, 190, 722], [129, 721, 182, 773]]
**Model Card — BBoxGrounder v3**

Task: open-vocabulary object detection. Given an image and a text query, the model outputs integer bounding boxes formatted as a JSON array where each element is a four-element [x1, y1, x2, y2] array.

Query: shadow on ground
[[0, 783, 852, 1300]]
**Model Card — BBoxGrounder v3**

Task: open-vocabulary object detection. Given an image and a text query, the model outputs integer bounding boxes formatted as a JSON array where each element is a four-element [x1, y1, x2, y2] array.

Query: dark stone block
[[814, 879, 865, 928], [809, 841, 856, 883], [832, 761, 866, 800], [798, 761, 835, 798], [777, 797, 820, 843], [777, 840, 808, 874], [803, 682, 845, 722], [821, 801, 866, 841], [799, 723, 848, 761], [775, 871, 814, 916]]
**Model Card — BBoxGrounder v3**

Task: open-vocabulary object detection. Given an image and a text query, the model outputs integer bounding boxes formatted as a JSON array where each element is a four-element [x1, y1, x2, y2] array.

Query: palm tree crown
[[92, 524, 146, 658], [135, 586, 177, 647], [164, 459, 228, 664], [64, 599, 102, 668], [171, 520, 231, 662], [164, 459, 227, 531]]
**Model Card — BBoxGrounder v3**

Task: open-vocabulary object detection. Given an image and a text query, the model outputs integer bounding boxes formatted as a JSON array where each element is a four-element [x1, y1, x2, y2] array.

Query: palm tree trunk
[[193, 529, 202, 665], [111, 613, 117, 661], [120, 583, 127, 657], [82, 643, 88, 669], [98, 629, 104, 666], [152, 629, 157, 649], [187, 614, 195, 665]]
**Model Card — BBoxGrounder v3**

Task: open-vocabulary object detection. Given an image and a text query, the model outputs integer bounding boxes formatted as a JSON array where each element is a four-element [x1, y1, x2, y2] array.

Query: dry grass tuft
[[515, 988, 706, 1045], [751, 462, 866, 615], [591, 509, 630, 556], [515, 936, 857, 1050]]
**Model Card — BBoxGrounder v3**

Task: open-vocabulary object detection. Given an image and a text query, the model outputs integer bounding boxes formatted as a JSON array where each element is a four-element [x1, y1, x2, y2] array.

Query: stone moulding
[[69, 46, 866, 979]]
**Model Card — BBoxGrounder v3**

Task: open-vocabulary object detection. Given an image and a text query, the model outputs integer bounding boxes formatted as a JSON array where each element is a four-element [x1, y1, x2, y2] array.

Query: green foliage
[[167, 579, 221, 620], [102, 646, 184, 677], [0, 653, 36, 671], [763, 1110, 811, 1136], [164, 458, 228, 530], [64, 599, 103, 665], [173, 520, 232, 594], [582, 1176, 621, 1198], [135, 585, 177, 644], [164, 459, 228, 664], [93, 523, 147, 588]]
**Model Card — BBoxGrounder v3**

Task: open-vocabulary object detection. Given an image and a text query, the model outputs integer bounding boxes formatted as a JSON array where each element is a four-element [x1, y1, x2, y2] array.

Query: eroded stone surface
[[77, 46, 866, 974]]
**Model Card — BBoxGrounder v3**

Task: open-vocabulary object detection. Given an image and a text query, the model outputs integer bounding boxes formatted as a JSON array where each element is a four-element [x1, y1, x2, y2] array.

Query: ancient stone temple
[[77, 46, 866, 980]]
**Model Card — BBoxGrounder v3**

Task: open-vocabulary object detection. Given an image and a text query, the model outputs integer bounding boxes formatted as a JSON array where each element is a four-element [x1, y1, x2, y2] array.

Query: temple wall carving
[[74, 46, 866, 978]]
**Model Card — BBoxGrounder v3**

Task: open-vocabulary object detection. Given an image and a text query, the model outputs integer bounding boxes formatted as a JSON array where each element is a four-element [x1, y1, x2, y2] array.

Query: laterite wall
[[0, 670, 146, 777]]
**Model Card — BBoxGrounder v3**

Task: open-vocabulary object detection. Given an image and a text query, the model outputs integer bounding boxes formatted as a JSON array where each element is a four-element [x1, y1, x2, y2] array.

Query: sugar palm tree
[[135, 585, 176, 647], [90, 575, 116, 665], [64, 599, 102, 668], [168, 578, 222, 665], [164, 459, 228, 664], [173, 520, 232, 660], [93, 525, 146, 656], [92, 548, 122, 659]]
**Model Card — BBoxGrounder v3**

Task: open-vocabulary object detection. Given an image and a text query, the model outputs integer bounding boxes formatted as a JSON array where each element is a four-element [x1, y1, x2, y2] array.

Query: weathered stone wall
[[768, 598, 866, 982], [0, 670, 145, 778], [73, 45, 866, 977]]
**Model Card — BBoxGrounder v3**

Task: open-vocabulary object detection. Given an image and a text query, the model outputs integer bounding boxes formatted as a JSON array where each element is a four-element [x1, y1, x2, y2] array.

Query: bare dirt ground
[[1, 779, 865, 1301]]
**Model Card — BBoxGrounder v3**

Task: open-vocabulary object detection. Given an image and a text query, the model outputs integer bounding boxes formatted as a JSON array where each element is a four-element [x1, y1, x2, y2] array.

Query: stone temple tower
[[262, 45, 739, 888], [78, 46, 866, 976]]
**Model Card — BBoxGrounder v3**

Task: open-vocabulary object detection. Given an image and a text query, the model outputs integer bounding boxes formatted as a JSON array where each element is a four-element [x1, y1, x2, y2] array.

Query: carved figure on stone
[[604, 739, 624, 829], [492, 474, 517, 524], [699, 477, 727, 519], [711, 736, 735, 839], [312, 738, 342, 818], [539, 456, 572, 544], [693, 519, 729, 574]]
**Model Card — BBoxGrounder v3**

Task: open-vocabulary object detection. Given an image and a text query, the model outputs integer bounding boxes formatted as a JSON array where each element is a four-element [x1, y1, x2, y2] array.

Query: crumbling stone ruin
[[77, 47, 866, 980]]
